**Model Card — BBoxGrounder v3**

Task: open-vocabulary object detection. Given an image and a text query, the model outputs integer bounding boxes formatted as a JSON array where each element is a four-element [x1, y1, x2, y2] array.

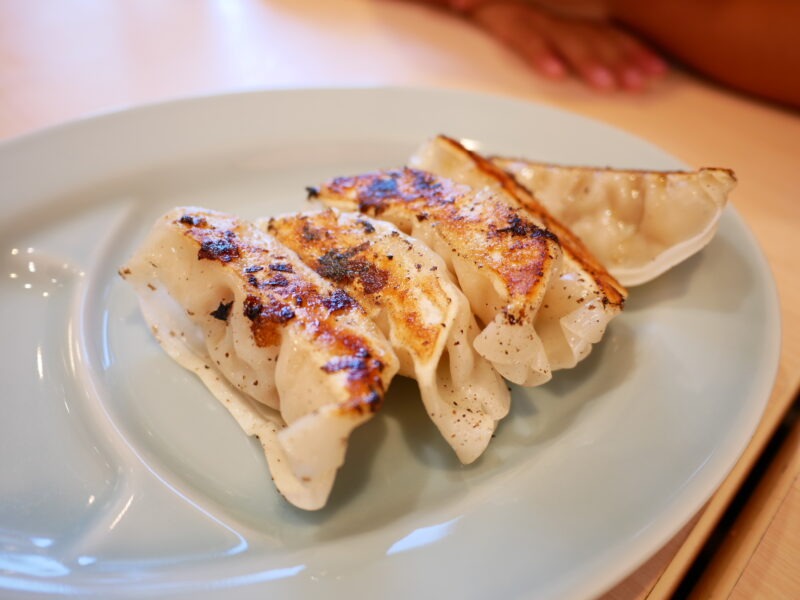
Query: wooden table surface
[[2, 1, 798, 598]]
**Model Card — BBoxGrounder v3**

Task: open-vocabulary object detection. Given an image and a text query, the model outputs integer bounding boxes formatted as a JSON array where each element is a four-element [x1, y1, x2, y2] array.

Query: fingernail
[[644, 56, 668, 75], [589, 67, 615, 90], [622, 68, 645, 90], [540, 57, 566, 78]]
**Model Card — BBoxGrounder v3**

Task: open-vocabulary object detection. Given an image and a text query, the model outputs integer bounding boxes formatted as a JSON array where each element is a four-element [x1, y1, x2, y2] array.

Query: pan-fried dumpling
[[120, 208, 398, 510], [410, 136, 626, 372], [311, 169, 564, 386], [264, 208, 511, 464], [491, 157, 736, 285]]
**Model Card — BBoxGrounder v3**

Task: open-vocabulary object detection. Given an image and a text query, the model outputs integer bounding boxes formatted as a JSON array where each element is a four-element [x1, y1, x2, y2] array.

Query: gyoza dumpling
[[264, 208, 511, 464], [491, 157, 736, 285], [120, 207, 398, 510], [311, 169, 564, 386], [410, 136, 627, 373]]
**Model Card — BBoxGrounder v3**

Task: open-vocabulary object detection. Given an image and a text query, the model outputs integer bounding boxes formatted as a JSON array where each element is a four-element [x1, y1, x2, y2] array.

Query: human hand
[[454, 1, 667, 91]]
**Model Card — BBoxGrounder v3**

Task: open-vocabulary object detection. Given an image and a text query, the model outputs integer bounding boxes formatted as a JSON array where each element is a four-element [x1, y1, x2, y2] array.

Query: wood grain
[[690, 407, 800, 599], [1, 1, 797, 597]]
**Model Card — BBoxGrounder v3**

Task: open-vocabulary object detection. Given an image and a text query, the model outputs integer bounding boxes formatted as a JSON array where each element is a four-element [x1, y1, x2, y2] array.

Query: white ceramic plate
[[0, 88, 779, 600]]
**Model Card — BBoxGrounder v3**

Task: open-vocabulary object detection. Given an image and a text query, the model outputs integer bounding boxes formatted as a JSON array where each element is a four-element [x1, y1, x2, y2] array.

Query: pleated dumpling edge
[[121, 207, 399, 510]]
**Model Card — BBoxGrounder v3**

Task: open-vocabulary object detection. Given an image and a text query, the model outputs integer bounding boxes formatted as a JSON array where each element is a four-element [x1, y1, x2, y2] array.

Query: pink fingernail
[[540, 57, 566, 78], [645, 56, 668, 75], [622, 69, 645, 90], [589, 67, 614, 89]]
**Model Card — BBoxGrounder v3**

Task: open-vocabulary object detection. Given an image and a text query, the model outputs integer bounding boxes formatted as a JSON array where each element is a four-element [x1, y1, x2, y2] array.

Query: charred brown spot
[[602, 295, 623, 309], [496, 215, 558, 242], [413, 169, 443, 192], [316, 249, 354, 281], [352, 168, 457, 216], [341, 387, 384, 415], [316, 243, 388, 294], [367, 176, 399, 197], [356, 263, 388, 293], [362, 390, 382, 413], [306, 325, 387, 416], [243, 294, 295, 346], [243, 295, 295, 322], [210, 301, 233, 322], [197, 231, 240, 263], [269, 263, 293, 273], [356, 219, 376, 233], [450, 135, 627, 305], [321, 356, 367, 373], [261, 274, 290, 287], [179, 214, 209, 228], [247, 272, 290, 289], [243, 296, 262, 320], [302, 223, 321, 241], [179, 213, 394, 406], [322, 289, 357, 313], [356, 175, 401, 215]]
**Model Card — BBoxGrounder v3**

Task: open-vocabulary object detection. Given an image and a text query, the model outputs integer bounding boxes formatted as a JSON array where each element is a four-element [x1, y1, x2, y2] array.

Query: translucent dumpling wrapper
[[311, 168, 565, 386], [264, 208, 511, 463], [491, 156, 736, 286], [410, 136, 627, 373], [121, 207, 398, 510]]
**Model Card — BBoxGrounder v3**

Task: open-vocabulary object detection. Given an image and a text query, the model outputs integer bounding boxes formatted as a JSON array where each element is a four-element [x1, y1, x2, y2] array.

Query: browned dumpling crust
[[266, 210, 444, 362], [313, 167, 562, 327], [266, 208, 511, 464], [171, 209, 392, 413], [491, 152, 735, 286], [121, 207, 398, 510], [409, 136, 630, 378], [312, 168, 569, 385], [432, 135, 626, 308]]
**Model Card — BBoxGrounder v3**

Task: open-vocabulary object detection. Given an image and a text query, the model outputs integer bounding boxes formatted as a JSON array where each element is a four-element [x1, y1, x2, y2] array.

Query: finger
[[586, 27, 648, 91], [611, 28, 668, 76], [637, 51, 669, 77], [518, 34, 569, 79], [473, 5, 568, 79], [619, 67, 647, 90], [544, 25, 618, 90]]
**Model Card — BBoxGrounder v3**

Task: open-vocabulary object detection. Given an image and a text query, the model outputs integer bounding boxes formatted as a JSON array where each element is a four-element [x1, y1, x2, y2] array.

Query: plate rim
[[0, 86, 782, 600]]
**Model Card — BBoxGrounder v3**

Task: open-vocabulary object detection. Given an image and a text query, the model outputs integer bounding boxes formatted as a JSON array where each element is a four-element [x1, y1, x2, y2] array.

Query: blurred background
[[1, 1, 797, 598]]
